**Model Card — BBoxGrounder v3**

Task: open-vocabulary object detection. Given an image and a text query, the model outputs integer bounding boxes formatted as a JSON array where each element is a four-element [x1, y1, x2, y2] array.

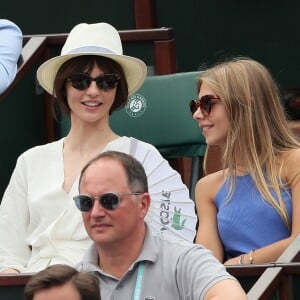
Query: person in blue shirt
[[192, 57, 300, 265], [0, 19, 22, 94]]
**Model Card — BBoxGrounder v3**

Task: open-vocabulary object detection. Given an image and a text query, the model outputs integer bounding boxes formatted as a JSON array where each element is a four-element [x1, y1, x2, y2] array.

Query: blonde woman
[[192, 57, 300, 265]]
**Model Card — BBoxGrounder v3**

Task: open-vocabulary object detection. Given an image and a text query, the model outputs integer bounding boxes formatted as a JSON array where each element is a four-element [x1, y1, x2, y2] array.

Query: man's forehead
[[89, 157, 122, 171], [81, 158, 125, 183]]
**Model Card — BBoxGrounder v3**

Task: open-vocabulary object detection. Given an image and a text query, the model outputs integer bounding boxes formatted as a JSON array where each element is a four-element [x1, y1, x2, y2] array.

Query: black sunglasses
[[189, 95, 220, 116], [68, 73, 120, 91], [73, 192, 142, 212]]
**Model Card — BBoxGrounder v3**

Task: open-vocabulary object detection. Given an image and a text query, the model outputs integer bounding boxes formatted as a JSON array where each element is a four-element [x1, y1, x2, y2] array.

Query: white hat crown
[[61, 22, 123, 56]]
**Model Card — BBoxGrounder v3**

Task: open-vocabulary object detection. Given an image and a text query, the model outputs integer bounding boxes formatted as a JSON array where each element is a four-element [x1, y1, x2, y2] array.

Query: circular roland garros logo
[[125, 94, 147, 117]]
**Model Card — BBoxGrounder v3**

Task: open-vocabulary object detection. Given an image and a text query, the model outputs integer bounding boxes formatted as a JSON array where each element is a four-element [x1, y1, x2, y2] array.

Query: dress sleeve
[[0, 154, 31, 272], [0, 19, 23, 94]]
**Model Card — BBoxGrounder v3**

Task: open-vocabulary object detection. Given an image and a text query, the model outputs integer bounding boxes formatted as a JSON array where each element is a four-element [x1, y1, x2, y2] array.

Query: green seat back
[[110, 71, 206, 158]]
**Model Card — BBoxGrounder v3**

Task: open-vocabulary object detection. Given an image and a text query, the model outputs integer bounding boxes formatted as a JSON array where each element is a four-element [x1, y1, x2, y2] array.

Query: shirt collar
[[80, 222, 159, 272]]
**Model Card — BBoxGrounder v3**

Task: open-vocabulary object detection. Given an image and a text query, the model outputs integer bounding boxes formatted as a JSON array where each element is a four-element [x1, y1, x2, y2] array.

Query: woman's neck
[[62, 126, 119, 193], [65, 118, 119, 148], [66, 130, 118, 149]]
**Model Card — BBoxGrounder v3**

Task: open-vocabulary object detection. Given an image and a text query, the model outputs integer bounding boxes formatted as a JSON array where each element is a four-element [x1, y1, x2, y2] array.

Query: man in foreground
[[74, 150, 247, 299]]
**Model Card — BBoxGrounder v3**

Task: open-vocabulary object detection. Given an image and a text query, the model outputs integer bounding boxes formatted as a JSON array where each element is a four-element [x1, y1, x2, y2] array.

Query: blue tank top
[[215, 174, 292, 259]]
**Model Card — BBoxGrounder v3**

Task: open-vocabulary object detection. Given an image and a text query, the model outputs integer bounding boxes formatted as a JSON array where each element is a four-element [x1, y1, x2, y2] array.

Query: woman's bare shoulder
[[195, 169, 227, 199], [198, 169, 227, 184], [285, 147, 300, 160], [283, 148, 300, 179]]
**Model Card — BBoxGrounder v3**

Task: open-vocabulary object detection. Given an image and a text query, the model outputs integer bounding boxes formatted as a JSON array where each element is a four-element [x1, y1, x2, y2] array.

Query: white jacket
[[0, 137, 196, 273]]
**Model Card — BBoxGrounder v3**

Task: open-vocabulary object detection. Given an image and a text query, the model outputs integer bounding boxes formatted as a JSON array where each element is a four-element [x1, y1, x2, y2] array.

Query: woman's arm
[[0, 155, 31, 273], [195, 172, 225, 262]]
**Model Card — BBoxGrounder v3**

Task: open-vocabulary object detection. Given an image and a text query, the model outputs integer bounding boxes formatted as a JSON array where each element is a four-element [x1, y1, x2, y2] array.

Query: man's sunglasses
[[67, 73, 120, 91], [73, 192, 142, 212], [189, 95, 220, 117]]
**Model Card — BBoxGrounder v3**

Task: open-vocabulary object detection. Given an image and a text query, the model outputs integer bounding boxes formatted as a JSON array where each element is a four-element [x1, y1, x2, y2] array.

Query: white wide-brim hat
[[37, 22, 147, 96]]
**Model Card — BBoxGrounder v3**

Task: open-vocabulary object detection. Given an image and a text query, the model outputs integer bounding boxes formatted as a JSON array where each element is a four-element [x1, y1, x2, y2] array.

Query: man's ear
[[139, 193, 151, 218]]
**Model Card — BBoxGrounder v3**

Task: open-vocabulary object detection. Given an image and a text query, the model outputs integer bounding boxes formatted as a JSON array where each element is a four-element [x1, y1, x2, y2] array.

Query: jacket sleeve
[[0, 154, 31, 272]]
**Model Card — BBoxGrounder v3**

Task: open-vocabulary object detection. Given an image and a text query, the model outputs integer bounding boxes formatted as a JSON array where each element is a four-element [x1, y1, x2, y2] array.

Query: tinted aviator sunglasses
[[189, 95, 220, 117], [73, 192, 143, 212], [68, 73, 120, 91]]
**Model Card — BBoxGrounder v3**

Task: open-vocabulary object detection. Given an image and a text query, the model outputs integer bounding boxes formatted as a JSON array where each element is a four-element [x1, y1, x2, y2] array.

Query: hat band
[[64, 46, 118, 55]]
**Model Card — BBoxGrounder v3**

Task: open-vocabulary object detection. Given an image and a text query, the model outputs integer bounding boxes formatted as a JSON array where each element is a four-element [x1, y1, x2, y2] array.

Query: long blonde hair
[[198, 57, 300, 227]]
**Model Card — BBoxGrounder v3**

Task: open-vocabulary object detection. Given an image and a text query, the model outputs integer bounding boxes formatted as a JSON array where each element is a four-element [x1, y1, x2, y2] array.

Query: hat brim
[[36, 53, 147, 96]]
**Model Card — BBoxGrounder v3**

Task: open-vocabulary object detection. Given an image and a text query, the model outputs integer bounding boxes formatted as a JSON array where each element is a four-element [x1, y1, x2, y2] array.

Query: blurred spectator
[[24, 264, 101, 300], [0, 19, 22, 94], [283, 89, 300, 120]]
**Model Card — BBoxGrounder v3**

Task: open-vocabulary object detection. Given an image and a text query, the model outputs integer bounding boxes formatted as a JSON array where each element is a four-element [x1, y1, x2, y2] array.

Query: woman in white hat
[[0, 22, 196, 273]]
